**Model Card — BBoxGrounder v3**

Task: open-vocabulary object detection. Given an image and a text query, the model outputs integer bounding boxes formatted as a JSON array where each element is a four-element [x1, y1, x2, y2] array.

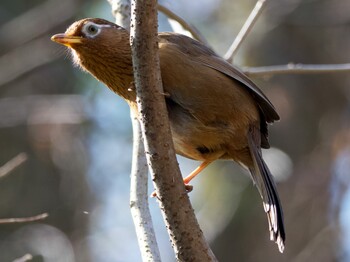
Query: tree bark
[[130, 0, 217, 261], [107, 1, 161, 261], [129, 111, 161, 261]]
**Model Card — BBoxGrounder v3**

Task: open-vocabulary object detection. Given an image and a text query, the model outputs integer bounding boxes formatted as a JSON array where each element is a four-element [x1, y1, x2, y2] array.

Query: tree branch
[[157, 4, 209, 45], [12, 254, 33, 262], [108, 0, 161, 260], [0, 212, 48, 224], [0, 153, 28, 179], [130, 0, 217, 260], [244, 63, 350, 76], [156, 3, 350, 78], [224, 0, 268, 63], [129, 112, 161, 261], [107, 0, 131, 30]]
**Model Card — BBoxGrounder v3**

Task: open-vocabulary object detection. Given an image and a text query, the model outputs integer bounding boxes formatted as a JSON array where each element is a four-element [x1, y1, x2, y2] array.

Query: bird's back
[[158, 33, 279, 150]]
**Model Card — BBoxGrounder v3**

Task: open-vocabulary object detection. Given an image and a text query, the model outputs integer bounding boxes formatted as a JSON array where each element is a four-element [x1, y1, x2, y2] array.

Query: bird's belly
[[169, 118, 229, 161], [165, 97, 252, 162], [171, 132, 225, 161]]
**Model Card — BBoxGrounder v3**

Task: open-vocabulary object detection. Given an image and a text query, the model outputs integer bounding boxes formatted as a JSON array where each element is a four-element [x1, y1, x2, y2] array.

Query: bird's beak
[[51, 34, 83, 47]]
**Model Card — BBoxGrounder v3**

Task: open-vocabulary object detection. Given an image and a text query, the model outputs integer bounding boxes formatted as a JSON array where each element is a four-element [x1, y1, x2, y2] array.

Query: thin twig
[[0, 153, 28, 179], [243, 63, 350, 76], [157, 4, 209, 45], [224, 0, 267, 63], [0, 212, 48, 224]]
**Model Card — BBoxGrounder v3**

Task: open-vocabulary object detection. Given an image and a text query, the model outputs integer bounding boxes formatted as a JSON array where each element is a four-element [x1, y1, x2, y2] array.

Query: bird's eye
[[87, 25, 97, 34], [83, 23, 100, 37]]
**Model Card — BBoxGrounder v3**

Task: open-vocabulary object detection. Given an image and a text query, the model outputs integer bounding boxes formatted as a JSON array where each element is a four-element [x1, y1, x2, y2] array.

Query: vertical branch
[[107, 0, 131, 30], [130, 0, 217, 260], [108, 1, 161, 261], [130, 112, 161, 261]]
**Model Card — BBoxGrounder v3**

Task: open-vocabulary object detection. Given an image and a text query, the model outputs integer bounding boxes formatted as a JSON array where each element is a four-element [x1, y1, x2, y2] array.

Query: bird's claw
[[185, 184, 193, 192]]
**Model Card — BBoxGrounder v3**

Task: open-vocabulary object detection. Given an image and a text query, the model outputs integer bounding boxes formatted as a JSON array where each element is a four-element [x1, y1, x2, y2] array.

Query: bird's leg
[[150, 160, 212, 197], [183, 160, 212, 192]]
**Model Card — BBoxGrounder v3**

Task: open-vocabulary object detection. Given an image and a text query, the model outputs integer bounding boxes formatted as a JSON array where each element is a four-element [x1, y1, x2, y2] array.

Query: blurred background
[[0, 0, 349, 261]]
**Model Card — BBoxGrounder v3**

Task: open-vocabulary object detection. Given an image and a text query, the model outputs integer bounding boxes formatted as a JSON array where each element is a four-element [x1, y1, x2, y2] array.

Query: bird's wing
[[158, 33, 280, 124]]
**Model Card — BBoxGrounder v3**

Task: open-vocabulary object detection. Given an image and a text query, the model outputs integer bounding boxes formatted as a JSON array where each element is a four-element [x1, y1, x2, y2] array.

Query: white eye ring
[[82, 22, 101, 38]]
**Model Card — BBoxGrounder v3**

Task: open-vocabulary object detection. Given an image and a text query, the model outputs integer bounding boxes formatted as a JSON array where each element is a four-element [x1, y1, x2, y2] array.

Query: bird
[[51, 18, 285, 252]]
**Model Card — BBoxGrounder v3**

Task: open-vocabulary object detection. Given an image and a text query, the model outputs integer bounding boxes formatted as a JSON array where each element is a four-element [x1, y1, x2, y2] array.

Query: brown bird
[[51, 18, 285, 252]]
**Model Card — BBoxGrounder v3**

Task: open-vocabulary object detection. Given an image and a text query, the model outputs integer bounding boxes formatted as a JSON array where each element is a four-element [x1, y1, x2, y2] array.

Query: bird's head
[[51, 18, 134, 99]]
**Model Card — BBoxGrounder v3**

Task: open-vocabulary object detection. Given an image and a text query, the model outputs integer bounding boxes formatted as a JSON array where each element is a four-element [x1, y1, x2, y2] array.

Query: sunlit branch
[[0, 213, 48, 224], [129, 112, 161, 261], [107, 0, 131, 30], [244, 63, 350, 76], [12, 254, 33, 262], [224, 0, 267, 63], [0, 153, 28, 179]]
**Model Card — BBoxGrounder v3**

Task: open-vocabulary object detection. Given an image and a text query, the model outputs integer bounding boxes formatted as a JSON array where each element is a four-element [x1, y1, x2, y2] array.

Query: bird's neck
[[77, 48, 136, 102], [99, 59, 136, 102]]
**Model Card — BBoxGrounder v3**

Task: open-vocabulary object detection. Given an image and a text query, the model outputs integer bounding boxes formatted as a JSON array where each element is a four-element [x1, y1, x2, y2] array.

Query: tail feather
[[247, 128, 286, 253]]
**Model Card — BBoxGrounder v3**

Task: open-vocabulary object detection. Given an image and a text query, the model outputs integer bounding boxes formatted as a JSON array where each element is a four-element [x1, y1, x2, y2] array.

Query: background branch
[[0, 153, 27, 179], [129, 112, 161, 261], [12, 254, 33, 262], [107, 0, 131, 30], [157, 3, 350, 77], [244, 63, 350, 76], [0, 212, 48, 224], [224, 0, 267, 63]]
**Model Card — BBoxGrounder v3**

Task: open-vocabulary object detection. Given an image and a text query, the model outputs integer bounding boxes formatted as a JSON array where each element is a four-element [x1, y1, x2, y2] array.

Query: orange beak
[[51, 34, 83, 47]]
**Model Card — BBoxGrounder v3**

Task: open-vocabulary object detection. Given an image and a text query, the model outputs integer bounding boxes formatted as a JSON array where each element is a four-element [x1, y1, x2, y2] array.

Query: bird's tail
[[247, 127, 286, 253]]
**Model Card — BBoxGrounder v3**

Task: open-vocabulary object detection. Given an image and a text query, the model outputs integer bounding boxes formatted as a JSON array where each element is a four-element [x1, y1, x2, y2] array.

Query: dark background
[[0, 0, 349, 261]]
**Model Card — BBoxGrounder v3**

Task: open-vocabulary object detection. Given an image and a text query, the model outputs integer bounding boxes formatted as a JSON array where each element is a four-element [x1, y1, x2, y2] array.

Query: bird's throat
[[77, 51, 135, 101]]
